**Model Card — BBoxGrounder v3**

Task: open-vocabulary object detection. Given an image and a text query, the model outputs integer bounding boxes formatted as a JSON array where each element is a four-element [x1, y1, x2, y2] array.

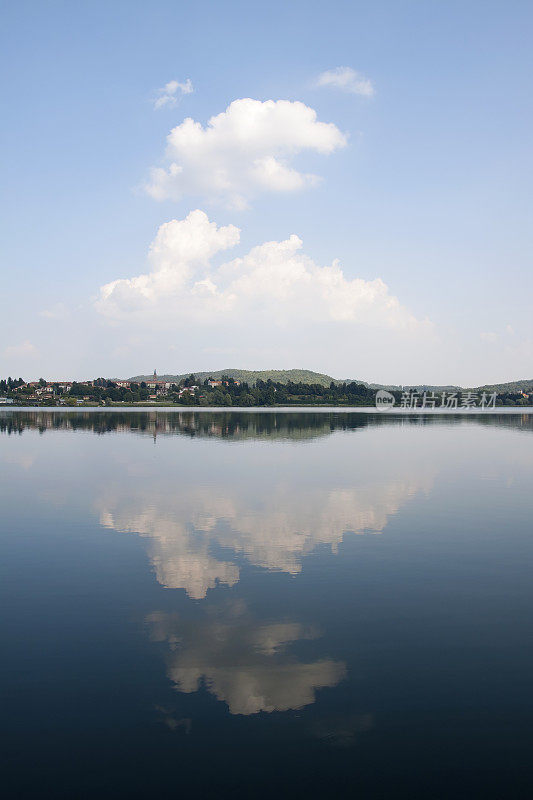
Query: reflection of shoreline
[[1, 410, 370, 441], [3, 409, 533, 441], [2, 406, 533, 415], [147, 602, 346, 715], [99, 475, 433, 598]]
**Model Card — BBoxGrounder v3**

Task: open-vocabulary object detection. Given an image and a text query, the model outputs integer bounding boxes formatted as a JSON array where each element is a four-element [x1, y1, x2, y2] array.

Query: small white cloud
[[96, 210, 426, 336], [480, 331, 498, 343], [145, 98, 347, 208], [39, 303, 70, 320], [316, 67, 374, 97], [481, 325, 516, 343], [154, 79, 193, 110], [3, 340, 38, 358]]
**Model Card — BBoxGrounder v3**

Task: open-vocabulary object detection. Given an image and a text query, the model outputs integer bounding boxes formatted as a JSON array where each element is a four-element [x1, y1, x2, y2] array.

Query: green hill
[[127, 368, 357, 388], [126, 369, 533, 394], [467, 379, 533, 393]]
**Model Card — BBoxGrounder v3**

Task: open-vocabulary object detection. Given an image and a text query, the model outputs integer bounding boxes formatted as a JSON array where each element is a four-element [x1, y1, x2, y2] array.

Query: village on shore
[[0, 371, 241, 405], [1, 368, 533, 408]]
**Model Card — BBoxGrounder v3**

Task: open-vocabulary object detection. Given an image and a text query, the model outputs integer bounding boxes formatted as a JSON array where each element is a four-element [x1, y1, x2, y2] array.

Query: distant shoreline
[[3, 405, 533, 415]]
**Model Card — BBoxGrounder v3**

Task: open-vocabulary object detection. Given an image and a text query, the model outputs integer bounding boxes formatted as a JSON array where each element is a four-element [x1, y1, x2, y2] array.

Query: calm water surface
[[1, 410, 533, 798]]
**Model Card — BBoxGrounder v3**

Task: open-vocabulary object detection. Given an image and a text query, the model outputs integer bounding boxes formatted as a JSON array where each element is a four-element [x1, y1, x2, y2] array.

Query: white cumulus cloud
[[145, 98, 347, 208], [153, 78, 193, 110], [96, 210, 425, 336], [316, 67, 375, 97]]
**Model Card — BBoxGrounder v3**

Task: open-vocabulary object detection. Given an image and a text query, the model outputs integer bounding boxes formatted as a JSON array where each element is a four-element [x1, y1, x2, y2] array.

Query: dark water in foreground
[[1, 410, 533, 799]]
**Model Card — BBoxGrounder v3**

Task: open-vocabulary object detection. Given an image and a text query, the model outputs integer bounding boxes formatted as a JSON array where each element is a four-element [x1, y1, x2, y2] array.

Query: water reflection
[[147, 601, 346, 715], [1, 409, 369, 439], [100, 499, 240, 598], [3, 408, 533, 439], [99, 477, 431, 597], [3, 410, 533, 796]]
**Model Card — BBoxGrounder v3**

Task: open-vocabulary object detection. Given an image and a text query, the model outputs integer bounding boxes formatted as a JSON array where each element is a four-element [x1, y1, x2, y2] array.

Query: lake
[[2, 409, 533, 798]]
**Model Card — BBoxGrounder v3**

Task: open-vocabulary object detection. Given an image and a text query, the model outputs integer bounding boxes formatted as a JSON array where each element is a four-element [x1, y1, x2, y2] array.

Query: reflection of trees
[[3, 409, 533, 440], [147, 602, 346, 715], [99, 475, 432, 598], [1, 410, 368, 440]]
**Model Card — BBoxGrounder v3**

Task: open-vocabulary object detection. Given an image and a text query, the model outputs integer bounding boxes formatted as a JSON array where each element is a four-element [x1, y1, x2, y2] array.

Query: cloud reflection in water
[[147, 602, 346, 715]]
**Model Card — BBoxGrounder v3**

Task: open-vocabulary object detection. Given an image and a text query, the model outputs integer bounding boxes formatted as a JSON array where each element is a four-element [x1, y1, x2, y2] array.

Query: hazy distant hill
[[469, 379, 533, 393], [126, 368, 533, 394], [372, 380, 532, 392]]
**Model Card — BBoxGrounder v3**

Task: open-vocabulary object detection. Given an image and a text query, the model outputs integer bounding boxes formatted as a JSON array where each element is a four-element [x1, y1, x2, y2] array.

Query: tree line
[[2, 375, 532, 407]]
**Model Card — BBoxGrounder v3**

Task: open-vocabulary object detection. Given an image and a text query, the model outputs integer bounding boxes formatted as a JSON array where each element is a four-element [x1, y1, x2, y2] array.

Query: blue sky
[[1, 0, 532, 384]]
